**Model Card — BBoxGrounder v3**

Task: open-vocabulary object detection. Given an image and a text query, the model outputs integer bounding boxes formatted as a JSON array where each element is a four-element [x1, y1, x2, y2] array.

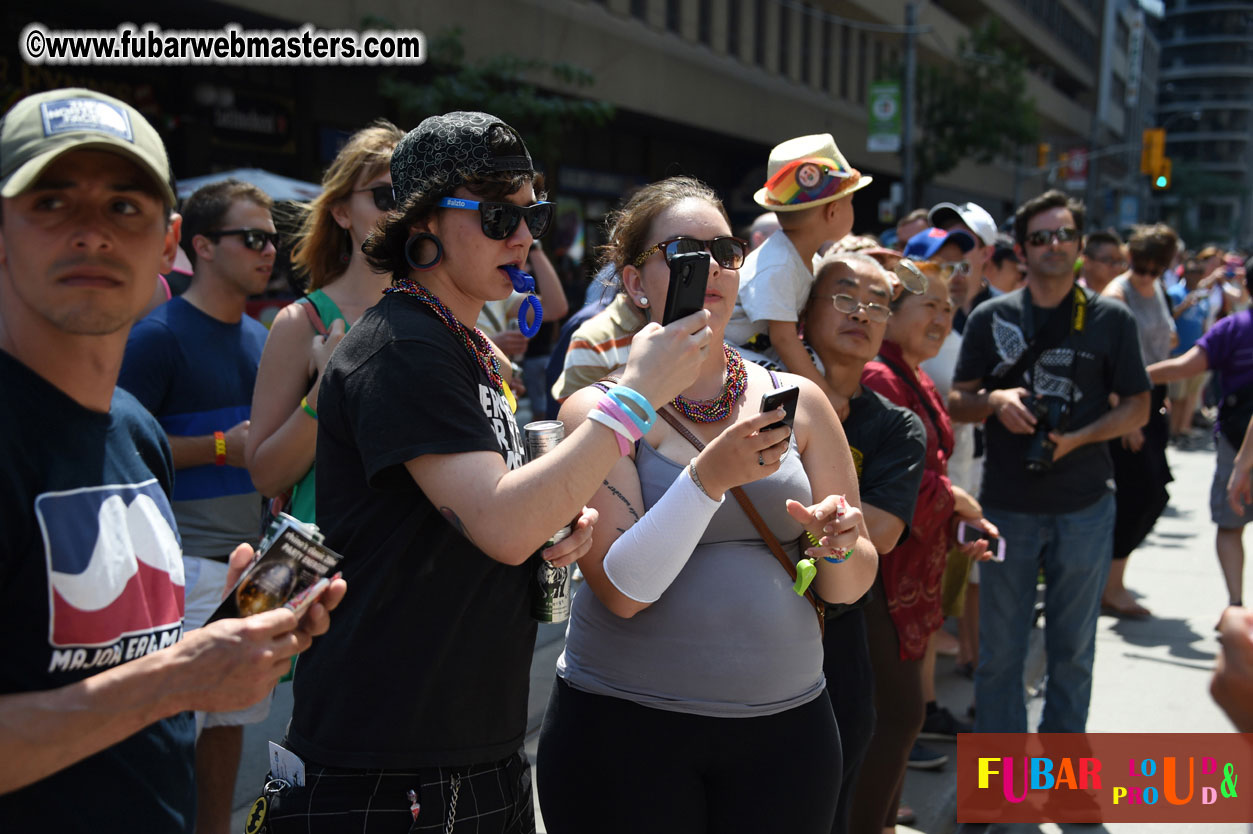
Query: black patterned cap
[[391, 111, 534, 204]]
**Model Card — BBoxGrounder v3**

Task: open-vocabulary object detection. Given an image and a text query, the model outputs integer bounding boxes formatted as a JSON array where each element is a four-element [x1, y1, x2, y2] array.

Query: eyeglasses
[[632, 236, 749, 270], [1025, 226, 1080, 247], [827, 294, 891, 323], [937, 261, 971, 280], [206, 229, 280, 251], [355, 185, 396, 212], [437, 197, 554, 240]]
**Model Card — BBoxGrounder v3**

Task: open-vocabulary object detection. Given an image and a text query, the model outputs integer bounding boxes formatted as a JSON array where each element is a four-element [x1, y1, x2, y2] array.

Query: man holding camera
[[948, 190, 1150, 734]]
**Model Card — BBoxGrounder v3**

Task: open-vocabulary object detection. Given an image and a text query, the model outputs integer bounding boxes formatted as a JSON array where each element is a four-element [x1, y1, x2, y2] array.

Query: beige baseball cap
[[1, 87, 174, 205]]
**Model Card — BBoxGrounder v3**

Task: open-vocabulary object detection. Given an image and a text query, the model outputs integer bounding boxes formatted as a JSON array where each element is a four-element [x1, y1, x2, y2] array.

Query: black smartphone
[[759, 384, 800, 432], [661, 250, 710, 325]]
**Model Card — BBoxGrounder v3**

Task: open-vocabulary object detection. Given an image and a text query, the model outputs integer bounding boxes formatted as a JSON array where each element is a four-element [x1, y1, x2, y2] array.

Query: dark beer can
[[524, 421, 572, 622]]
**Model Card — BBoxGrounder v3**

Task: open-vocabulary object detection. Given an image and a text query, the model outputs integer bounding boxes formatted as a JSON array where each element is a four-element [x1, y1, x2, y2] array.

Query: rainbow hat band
[[754, 133, 873, 212]]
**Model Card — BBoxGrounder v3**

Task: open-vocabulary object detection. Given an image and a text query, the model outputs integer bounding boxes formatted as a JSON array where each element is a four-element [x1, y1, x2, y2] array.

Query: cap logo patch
[[928, 228, 947, 238], [40, 98, 133, 143]]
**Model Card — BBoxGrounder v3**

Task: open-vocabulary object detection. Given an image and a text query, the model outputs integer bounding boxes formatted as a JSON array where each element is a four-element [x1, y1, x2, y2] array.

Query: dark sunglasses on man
[[437, 197, 555, 240], [1025, 226, 1080, 247], [355, 184, 397, 212], [205, 229, 281, 251], [632, 236, 749, 270]]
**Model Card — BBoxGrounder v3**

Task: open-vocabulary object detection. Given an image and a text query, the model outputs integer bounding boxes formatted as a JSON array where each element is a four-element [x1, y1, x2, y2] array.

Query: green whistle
[[793, 558, 817, 595]]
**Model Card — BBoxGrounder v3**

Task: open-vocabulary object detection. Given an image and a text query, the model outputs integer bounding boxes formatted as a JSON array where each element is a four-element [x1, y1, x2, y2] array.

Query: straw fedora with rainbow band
[[753, 133, 873, 212]]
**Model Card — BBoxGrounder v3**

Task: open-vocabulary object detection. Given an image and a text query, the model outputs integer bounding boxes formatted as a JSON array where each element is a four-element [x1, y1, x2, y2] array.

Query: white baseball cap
[[928, 202, 997, 246]]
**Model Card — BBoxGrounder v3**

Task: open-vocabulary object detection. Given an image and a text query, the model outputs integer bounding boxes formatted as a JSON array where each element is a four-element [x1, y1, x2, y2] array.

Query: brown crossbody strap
[[653, 407, 825, 635]]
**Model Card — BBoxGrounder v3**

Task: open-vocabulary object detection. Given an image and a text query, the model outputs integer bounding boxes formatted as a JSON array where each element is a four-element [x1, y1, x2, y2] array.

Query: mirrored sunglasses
[[632, 236, 749, 270], [355, 185, 396, 212], [207, 228, 280, 251], [1026, 226, 1080, 247], [437, 197, 554, 240]]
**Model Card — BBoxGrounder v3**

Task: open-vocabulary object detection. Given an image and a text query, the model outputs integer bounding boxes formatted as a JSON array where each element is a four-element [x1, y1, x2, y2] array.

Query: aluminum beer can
[[524, 421, 572, 622]]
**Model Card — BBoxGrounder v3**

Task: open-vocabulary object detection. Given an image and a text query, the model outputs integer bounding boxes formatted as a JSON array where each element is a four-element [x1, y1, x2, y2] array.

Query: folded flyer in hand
[[207, 514, 343, 623]]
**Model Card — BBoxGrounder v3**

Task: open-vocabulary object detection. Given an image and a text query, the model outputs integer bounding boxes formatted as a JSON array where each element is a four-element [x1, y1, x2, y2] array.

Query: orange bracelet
[[213, 431, 226, 466]]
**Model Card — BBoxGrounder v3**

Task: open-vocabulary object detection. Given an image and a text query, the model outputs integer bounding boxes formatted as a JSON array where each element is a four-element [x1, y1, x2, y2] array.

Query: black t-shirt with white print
[[289, 294, 533, 769], [954, 285, 1150, 515]]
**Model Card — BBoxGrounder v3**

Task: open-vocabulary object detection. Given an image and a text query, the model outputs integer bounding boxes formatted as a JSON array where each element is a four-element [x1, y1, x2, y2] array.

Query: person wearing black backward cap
[[271, 112, 711, 832]]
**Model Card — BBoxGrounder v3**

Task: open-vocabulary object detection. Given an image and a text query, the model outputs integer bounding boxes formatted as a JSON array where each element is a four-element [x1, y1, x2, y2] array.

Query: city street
[[231, 432, 1246, 833]]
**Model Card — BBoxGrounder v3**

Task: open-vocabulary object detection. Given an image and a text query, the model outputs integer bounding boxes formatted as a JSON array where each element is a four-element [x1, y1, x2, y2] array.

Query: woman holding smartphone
[[271, 114, 708, 832], [245, 120, 402, 521], [538, 177, 877, 834]]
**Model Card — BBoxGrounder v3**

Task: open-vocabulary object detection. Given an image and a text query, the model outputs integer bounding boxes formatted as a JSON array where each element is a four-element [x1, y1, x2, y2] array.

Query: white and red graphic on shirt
[[36, 480, 184, 668]]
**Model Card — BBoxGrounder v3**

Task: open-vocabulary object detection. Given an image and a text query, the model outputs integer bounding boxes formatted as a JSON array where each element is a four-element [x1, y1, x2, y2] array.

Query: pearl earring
[[638, 296, 649, 307]]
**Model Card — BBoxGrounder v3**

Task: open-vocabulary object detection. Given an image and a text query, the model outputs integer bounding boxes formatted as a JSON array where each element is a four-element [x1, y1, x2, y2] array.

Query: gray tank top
[[556, 431, 826, 717], [1111, 274, 1175, 365]]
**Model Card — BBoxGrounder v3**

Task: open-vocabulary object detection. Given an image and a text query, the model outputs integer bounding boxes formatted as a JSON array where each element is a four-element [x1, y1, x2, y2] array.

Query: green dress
[[287, 289, 347, 522]]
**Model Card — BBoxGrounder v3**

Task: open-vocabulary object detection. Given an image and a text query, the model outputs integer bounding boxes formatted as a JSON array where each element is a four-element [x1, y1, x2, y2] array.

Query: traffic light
[[1152, 157, 1172, 190], [1141, 128, 1165, 175], [1037, 142, 1051, 169]]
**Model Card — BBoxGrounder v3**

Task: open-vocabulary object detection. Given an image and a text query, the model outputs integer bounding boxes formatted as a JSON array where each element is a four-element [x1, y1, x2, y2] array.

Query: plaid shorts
[[250, 749, 534, 834]]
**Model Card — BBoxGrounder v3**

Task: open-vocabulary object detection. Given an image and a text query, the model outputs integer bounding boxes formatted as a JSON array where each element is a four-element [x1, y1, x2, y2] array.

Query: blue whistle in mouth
[[503, 265, 543, 337]]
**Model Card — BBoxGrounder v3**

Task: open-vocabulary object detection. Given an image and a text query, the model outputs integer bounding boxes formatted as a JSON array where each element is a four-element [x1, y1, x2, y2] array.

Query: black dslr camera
[[1024, 395, 1071, 473]]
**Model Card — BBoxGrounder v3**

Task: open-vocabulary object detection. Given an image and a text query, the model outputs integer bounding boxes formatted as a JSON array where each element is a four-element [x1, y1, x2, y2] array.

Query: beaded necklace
[[671, 344, 748, 423], [383, 280, 504, 391]]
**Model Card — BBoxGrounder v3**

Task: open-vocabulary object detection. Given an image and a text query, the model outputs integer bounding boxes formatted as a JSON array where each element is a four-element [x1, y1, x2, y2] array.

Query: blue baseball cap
[[904, 227, 976, 260]]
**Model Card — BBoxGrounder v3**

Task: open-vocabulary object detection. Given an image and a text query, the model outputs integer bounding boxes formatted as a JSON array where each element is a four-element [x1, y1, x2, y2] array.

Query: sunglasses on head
[[437, 197, 554, 240], [206, 228, 280, 251], [632, 236, 749, 270], [355, 184, 396, 212], [1025, 226, 1080, 247]]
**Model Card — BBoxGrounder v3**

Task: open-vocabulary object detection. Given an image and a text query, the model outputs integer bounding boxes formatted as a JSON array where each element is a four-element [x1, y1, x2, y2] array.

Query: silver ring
[[758, 453, 765, 466]]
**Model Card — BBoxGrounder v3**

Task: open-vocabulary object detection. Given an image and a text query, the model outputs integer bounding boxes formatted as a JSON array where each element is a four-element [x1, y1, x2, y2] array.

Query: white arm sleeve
[[601, 466, 724, 604]]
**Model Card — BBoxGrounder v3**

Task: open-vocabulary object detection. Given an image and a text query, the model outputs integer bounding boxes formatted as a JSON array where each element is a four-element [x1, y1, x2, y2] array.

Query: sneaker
[[907, 740, 949, 770], [919, 705, 973, 740]]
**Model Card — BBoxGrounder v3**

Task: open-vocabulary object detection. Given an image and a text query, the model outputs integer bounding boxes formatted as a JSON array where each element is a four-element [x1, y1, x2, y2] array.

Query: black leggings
[[537, 676, 841, 834], [823, 606, 876, 834], [849, 575, 925, 833]]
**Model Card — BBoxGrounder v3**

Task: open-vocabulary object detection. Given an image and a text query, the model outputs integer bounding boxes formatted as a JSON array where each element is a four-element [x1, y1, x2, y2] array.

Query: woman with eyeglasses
[[269, 114, 708, 832], [800, 251, 928, 834], [852, 259, 997, 834], [245, 119, 402, 523], [537, 177, 877, 834]]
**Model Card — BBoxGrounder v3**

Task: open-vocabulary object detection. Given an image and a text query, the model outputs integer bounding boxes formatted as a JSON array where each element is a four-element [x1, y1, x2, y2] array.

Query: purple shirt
[[1197, 310, 1253, 397]]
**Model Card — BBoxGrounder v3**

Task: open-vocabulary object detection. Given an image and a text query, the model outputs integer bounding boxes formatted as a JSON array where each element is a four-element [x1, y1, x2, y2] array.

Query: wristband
[[213, 431, 226, 466], [598, 396, 644, 440], [587, 410, 634, 457], [606, 386, 657, 432], [300, 396, 318, 420], [688, 460, 712, 499]]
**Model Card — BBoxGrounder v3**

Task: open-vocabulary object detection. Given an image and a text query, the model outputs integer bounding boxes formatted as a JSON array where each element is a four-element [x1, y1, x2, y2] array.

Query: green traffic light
[[1155, 175, 1167, 187]]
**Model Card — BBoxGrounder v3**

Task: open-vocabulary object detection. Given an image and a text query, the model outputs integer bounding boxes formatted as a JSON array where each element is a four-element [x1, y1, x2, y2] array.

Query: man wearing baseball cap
[[726, 133, 872, 410], [930, 201, 999, 333], [0, 87, 345, 830]]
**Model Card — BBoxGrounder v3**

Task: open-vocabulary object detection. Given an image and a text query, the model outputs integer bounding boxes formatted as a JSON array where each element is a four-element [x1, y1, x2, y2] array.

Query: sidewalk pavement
[[233, 433, 1246, 833]]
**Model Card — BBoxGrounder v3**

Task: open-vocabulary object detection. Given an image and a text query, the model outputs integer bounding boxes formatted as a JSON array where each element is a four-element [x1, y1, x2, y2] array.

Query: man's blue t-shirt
[[0, 349, 195, 831], [1167, 282, 1210, 356], [119, 297, 268, 557]]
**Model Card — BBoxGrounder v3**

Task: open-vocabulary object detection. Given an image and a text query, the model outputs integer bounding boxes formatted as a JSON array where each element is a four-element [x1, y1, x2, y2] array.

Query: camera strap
[[989, 284, 1088, 393]]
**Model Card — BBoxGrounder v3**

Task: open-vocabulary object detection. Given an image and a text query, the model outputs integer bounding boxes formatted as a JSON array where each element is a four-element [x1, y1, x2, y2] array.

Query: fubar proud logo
[[957, 733, 1253, 824]]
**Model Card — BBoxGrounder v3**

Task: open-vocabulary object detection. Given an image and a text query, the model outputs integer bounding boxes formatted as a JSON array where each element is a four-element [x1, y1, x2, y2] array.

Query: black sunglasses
[[355, 185, 396, 212], [206, 228, 280, 251], [1025, 226, 1080, 247], [437, 197, 554, 240], [633, 236, 749, 270]]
